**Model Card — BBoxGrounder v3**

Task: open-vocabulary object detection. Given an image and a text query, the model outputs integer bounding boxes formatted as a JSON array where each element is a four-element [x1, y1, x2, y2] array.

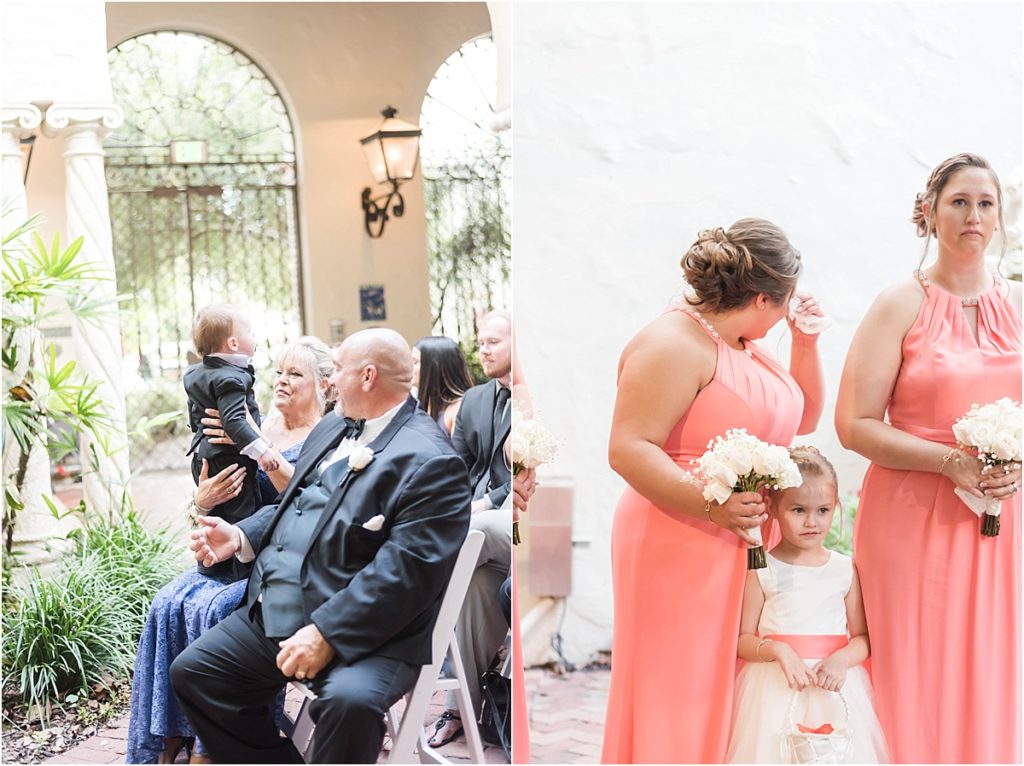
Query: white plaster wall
[[1, 0, 112, 238], [1, 1, 114, 105], [514, 2, 1023, 664]]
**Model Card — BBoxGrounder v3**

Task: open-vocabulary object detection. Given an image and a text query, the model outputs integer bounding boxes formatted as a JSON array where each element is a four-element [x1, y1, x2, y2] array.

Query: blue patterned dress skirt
[[127, 443, 303, 763]]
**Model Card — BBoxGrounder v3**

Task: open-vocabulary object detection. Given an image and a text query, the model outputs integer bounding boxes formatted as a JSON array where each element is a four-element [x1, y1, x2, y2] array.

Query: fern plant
[[2, 209, 115, 577]]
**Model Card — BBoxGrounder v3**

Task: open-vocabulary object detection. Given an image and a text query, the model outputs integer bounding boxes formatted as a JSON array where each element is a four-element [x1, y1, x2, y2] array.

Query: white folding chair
[[282, 529, 487, 764], [385, 528, 485, 764]]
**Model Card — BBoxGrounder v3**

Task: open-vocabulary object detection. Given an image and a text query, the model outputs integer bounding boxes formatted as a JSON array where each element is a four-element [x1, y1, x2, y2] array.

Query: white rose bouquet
[[691, 429, 802, 569], [509, 403, 559, 545], [950, 398, 1023, 537]]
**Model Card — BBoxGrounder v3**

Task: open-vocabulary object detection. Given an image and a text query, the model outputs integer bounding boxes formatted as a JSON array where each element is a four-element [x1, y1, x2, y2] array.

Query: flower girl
[[726, 447, 889, 763]]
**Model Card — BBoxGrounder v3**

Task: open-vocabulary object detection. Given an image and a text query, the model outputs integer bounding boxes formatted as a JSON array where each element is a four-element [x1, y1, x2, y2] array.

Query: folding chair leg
[[448, 635, 486, 763], [387, 665, 438, 764]]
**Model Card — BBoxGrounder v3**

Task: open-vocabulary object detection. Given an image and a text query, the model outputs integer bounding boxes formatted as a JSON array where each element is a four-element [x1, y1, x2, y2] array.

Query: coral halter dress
[[602, 308, 804, 764], [854, 272, 1021, 763]]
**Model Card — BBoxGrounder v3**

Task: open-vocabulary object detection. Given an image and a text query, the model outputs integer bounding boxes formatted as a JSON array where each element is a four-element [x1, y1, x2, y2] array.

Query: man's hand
[[276, 623, 336, 680], [189, 515, 242, 567]]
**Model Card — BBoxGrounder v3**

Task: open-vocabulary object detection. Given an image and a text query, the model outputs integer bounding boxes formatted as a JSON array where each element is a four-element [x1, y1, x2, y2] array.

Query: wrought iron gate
[[105, 32, 303, 471]]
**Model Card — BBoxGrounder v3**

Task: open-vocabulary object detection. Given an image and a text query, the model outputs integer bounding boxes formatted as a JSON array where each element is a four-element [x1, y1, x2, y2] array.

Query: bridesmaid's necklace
[[916, 269, 990, 306], [685, 309, 752, 356]]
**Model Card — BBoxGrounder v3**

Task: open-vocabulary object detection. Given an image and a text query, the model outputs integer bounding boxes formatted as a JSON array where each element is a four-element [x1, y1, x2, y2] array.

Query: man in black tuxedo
[[430, 310, 513, 747], [169, 328, 471, 764]]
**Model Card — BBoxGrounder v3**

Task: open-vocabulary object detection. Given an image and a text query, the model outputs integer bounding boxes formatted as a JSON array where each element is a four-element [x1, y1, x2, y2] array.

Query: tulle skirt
[[726, 661, 890, 764]]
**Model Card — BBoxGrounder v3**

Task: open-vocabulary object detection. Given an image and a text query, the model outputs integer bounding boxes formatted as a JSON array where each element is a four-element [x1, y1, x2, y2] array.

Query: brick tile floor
[[523, 667, 609, 764], [40, 687, 506, 765]]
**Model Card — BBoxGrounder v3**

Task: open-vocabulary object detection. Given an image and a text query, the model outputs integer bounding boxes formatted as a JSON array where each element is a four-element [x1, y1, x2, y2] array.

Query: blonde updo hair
[[681, 218, 802, 313], [913, 153, 1006, 269], [275, 335, 335, 414]]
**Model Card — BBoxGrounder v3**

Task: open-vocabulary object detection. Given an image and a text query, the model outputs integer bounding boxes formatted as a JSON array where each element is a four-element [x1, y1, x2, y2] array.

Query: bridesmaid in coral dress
[[836, 153, 1022, 763], [601, 219, 826, 764]]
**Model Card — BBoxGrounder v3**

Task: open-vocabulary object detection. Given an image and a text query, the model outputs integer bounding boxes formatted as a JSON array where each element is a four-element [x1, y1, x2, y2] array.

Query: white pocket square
[[361, 514, 385, 532]]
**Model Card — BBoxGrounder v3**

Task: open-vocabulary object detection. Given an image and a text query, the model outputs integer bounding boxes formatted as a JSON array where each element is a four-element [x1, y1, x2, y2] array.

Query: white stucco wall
[[514, 2, 1023, 664]]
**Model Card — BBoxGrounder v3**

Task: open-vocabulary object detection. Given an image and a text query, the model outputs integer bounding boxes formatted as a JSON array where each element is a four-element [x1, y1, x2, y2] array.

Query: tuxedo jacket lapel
[[307, 396, 419, 547]]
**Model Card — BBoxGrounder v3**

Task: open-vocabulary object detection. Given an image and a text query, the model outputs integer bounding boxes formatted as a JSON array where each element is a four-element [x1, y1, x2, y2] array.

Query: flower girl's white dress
[[726, 551, 890, 763]]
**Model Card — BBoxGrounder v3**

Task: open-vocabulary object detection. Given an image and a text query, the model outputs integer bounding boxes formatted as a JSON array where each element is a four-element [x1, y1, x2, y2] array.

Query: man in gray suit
[[430, 309, 513, 747]]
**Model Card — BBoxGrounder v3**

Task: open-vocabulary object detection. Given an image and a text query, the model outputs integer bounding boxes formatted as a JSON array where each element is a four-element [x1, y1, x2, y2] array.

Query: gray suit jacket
[[451, 379, 511, 508]]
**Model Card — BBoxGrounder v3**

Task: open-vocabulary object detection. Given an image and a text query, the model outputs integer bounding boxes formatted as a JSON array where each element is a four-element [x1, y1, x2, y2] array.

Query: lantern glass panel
[[361, 138, 389, 184]]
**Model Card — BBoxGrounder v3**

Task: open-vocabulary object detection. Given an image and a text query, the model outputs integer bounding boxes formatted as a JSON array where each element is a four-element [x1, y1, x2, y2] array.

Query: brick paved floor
[[40, 686, 505, 765], [524, 667, 609, 764]]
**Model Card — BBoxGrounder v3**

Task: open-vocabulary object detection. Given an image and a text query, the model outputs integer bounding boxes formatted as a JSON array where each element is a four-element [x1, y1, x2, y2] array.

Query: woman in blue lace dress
[[127, 336, 333, 764]]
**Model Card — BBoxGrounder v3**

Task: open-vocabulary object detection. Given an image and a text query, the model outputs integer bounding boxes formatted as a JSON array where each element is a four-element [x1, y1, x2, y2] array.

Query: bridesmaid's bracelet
[[755, 637, 775, 663], [940, 448, 962, 475], [704, 500, 713, 522]]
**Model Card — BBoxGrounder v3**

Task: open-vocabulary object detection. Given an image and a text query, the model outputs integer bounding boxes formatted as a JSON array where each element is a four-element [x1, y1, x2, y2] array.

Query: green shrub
[[2, 561, 131, 721], [459, 336, 488, 385], [825, 494, 858, 556], [66, 511, 181, 625], [1, 512, 182, 721]]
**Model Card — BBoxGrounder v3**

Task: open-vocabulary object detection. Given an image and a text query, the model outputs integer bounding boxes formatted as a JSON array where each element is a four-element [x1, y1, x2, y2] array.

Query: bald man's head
[[329, 329, 414, 418]]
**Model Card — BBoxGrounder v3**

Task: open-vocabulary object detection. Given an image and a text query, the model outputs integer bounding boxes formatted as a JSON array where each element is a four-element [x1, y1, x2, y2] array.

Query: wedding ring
[[1013, 482, 1019, 494], [295, 671, 306, 680]]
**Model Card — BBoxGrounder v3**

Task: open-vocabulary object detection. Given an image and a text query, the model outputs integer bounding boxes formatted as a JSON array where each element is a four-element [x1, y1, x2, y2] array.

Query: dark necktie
[[493, 386, 510, 438], [343, 417, 366, 439]]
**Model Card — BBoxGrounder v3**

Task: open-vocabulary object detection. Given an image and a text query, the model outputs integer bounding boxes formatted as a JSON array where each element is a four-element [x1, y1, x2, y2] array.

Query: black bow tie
[[343, 417, 366, 438]]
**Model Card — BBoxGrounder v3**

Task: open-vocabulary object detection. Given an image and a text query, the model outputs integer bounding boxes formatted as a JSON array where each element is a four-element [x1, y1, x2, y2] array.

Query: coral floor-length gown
[[601, 309, 804, 764], [512, 558, 530, 763], [854, 273, 1021, 763]]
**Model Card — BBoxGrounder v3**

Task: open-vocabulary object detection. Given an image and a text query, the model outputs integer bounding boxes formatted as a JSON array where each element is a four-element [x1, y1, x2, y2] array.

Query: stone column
[[42, 104, 131, 521], [1, 103, 78, 576], [1, 104, 39, 219]]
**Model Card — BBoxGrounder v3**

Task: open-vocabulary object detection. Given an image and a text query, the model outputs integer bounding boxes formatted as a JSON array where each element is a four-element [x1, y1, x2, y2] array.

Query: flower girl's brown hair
[[788, 445, 838, 488], [781, 445, 845, 539]]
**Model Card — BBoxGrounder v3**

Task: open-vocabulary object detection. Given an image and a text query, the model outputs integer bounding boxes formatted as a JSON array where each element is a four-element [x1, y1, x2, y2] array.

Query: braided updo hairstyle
[[913, 153, 1006, 268], [788, 445, 838, 488], [680, 218, 802, 313]]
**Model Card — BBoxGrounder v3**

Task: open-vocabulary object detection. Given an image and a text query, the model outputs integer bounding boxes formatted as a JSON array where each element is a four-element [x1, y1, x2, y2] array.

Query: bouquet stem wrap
[[951, 398, 1022, 539]]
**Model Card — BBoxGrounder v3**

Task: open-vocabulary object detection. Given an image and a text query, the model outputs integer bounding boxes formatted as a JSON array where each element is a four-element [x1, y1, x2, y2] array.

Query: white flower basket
[[780, 688, 854, 764]]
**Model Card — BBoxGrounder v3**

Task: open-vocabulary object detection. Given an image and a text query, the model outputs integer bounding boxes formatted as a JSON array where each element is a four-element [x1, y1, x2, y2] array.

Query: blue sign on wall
[[360, 285, 386, 321]]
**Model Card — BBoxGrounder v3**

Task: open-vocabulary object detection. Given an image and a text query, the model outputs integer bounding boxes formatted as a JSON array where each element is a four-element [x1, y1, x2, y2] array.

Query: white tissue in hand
[[789, 297, 832, 335], [361, 514, 385, 531]]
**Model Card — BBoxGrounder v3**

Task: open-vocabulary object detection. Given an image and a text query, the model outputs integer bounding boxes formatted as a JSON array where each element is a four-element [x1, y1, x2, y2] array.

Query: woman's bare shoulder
[[619, 310, 713, 372], [862, 277, 925, 329]]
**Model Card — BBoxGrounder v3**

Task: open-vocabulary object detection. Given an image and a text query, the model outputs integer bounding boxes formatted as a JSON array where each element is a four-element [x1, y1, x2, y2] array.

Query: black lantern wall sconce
[[359, 106, 423, 239]]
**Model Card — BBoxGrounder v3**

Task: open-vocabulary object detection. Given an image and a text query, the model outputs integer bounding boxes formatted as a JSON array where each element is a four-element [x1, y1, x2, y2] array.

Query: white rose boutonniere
[[361, 514, 385, 532], [348, 444, 375, 472]]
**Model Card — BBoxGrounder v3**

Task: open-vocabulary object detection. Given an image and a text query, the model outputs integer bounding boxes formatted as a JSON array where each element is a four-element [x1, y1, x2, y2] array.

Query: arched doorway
[[420, 35, 510, 342], [104, 31, 303, 470]]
